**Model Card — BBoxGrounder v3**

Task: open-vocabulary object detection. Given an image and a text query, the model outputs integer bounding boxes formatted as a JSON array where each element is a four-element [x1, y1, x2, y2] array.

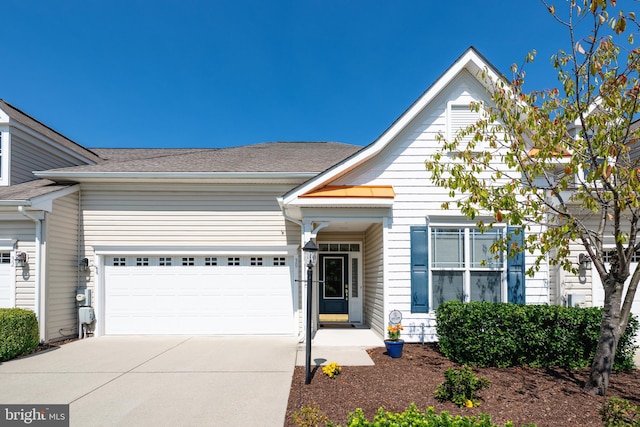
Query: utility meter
[[76, 288, 91, 307]]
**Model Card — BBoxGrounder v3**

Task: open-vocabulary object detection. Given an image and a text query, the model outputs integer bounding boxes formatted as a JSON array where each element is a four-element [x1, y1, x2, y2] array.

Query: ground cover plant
[[286, 344, 640, 427]]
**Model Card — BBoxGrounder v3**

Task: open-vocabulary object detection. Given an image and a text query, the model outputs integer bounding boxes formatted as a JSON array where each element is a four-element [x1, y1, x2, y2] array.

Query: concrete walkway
[[0, 336, 297, 427], [296, 328, 384, 367]]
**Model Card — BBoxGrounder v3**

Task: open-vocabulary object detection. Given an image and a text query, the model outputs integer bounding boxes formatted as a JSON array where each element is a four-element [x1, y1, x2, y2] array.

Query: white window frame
[[0, 130, 9, 186], [429, 223, 507, 309]]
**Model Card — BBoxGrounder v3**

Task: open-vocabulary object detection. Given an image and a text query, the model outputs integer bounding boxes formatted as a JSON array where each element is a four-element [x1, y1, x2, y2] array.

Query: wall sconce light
[[79, 258, 89, 272], [15, 252, 28, 267], [579, 253, 592, 270]]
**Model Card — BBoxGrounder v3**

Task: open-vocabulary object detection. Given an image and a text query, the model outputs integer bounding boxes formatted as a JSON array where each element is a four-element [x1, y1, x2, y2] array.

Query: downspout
[[18, 206, 44, 342], [281, 211, 307, 342]]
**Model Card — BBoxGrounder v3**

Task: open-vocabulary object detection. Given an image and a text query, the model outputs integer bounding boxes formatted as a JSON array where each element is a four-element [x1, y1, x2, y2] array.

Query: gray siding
[[364, 223, 384, 337], [80, 182, 299, 290], [10, 130, 90, 185], [44, 192, 80, 342]]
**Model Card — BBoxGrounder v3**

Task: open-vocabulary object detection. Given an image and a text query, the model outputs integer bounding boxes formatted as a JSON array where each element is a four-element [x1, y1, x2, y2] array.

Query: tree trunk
[[584, 279, 624, 396]]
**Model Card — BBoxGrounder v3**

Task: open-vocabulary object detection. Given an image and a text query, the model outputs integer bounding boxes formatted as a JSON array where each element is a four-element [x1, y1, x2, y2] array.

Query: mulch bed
[[285, 343, 640, 426]]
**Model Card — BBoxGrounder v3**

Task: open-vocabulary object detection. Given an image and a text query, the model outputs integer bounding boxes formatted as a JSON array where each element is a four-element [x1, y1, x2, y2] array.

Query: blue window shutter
[[507, 226, 526, 304], [410, 226, 429, 312]]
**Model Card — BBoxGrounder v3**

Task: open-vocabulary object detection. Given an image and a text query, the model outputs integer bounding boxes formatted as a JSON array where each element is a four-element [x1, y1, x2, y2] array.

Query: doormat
[[319, 323, 355, 328]]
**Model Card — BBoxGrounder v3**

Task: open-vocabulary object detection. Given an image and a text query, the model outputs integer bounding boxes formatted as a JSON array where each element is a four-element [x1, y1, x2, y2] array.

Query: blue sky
[[2, 1, 579, 148]]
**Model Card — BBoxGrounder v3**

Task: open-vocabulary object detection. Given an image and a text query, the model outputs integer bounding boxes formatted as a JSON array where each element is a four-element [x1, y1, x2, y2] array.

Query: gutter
[[17, 206, 44, 342], [35, 171, 318, 181]]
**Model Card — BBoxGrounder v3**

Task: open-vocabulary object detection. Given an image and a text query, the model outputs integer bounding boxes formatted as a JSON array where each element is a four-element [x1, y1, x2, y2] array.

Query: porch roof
[[300, 185, 395, 199]]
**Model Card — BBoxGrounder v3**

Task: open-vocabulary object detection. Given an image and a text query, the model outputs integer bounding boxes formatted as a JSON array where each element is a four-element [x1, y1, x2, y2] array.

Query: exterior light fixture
[[579, 253, 592, 270], [15, 252, 28, 267], [302, 239, 318, 385], [303, 240, 318, 268], [79, 258, 89, 272]]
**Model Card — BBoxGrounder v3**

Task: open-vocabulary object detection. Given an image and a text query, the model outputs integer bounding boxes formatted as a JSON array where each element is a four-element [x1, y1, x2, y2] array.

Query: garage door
[[104, 255, 294, 335], [0, 253, 12, 308]]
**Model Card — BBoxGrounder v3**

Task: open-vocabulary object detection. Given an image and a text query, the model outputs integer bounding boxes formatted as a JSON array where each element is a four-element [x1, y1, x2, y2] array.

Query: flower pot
[[384, 339, 404, 358]]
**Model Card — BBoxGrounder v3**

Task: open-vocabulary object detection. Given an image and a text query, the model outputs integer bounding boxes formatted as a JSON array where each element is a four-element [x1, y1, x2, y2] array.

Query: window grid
[[159, 257, 172, 266], [603, 250, 640, 263], [205, 257, 217, 266], [227, 257, 240, 266], [318, 243, 360, 252], [136, 257, 149, 266], [273, 257, 286, 266], [0, 253, 10, 264], [250, 257, 263, 266], [431, 226, 505, 309], [113, 257, 126, 267], [182, 257, 195, 266]]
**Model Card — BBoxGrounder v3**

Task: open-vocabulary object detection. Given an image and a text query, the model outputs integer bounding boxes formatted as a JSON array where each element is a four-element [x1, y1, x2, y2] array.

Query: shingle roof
[[0, 179, 75, 202], [0, 100, 102, 164], [45, 142, 362, 174]]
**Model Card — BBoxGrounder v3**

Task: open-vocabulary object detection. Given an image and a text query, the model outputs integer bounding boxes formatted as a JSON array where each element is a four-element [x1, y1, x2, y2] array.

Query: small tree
[[425, 0, 639, 396]]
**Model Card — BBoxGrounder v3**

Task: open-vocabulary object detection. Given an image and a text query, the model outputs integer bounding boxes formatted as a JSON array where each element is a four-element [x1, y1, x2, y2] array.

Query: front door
[[319, 254, 348, 315]]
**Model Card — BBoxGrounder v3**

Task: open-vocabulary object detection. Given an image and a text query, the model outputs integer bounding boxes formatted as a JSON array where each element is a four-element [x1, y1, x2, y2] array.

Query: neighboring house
[[1, 47, 558, 343]]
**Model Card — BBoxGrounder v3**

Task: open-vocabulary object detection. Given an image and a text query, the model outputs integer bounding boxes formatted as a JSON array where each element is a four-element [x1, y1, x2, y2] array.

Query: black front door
[[319, 254, 348, 315]]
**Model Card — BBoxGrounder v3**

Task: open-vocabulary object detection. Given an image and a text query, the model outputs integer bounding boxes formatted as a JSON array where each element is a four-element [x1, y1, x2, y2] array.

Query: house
[[1, 47, 557, 344]]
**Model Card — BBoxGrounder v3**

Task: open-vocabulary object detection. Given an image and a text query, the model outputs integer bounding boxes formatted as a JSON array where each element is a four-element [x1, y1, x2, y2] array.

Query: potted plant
[[385, 323, 404, 358]]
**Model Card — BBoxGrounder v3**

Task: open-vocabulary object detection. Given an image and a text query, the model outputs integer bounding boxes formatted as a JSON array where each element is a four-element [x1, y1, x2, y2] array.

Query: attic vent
[[448, 102, 482, 146]]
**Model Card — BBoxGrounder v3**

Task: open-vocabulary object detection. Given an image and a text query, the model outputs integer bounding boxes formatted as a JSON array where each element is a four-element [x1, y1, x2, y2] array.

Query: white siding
[[363, 223, 384, 338], [44, 192, 80, 342], [322, 71, 549, 342]]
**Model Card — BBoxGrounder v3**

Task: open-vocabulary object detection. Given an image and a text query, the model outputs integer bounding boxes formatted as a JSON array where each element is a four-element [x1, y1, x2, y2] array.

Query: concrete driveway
[[0, 336, 298, 426]]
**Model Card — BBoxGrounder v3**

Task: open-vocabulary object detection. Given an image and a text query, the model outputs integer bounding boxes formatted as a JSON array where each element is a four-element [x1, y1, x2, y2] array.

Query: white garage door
[[0, 253, 12, 308], [104, 255, 294, 335]]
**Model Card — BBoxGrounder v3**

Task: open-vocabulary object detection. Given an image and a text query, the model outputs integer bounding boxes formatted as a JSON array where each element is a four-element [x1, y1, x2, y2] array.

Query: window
[[318, 243, 360, 252], [182, 257, 195, 266], [136, 257, 149, 266], [205, 257, 217, 266], [227, 257, 240, 266], [112, 257, 126, 267], [250, 257, 263, 266], [410, 225, 524, 313], [273, 257, 286, 266], [159, 257, 172, 266], [0, 253, 10, 264], [431, 227, 504, 310]]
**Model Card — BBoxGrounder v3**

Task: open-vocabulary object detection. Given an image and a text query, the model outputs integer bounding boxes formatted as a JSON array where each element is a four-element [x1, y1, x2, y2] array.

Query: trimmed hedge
[[435, 301, 639, 369], [0, 308, 39, 362]]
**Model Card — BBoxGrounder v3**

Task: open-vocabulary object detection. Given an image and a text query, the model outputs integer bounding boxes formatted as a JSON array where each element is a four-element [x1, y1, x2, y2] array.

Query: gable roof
[[279, 46, 504, 205], [0, 100, 102, 164], [36, 142, 362, 181]]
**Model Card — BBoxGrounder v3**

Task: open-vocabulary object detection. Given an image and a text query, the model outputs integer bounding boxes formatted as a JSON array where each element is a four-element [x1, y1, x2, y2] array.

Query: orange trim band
[[300, 185, 395, 198]]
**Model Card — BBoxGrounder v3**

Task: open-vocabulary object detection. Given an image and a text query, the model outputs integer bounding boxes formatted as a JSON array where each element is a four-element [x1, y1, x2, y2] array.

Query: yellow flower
[[322, 362, 342, 379], [465, 400, 474, 408]]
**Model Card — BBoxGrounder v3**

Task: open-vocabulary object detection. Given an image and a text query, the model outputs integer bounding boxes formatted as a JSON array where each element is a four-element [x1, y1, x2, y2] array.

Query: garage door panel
[[104, 260, 294, 335]]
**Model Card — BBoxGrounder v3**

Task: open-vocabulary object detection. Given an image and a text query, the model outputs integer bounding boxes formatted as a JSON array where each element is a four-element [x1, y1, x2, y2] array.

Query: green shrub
[[0, 308, 39, 361], [435, 301, 639, 369], [600, 397, 640, 427], [339, 404, 534, 427], [435, 365, 491, 407]]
